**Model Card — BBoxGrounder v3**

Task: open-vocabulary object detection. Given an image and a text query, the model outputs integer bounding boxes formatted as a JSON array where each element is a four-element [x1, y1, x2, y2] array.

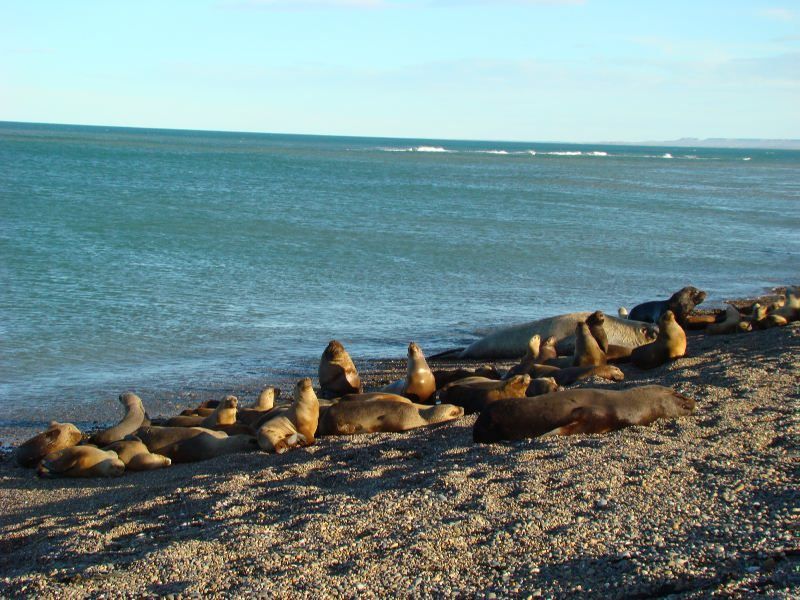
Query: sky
[[1, 0, 798, 142]]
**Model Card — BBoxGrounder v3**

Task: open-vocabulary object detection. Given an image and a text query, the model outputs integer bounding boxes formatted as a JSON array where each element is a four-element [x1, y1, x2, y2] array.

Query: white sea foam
[[662, 153, 674, 159], [547, 151, 583, 156], [743, 157, 751, 161], [587, 151, 608, 156], [528, 150, 537, 156], [415, 145, 449, 153], [475, 150, 509, 155]]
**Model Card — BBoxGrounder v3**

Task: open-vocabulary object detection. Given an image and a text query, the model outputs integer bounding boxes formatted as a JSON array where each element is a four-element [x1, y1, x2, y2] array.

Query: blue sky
[[1, 0, 798, 141]]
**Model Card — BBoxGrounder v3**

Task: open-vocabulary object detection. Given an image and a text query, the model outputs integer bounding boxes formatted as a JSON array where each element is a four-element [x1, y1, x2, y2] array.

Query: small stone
[[595, 498, 609, 509]]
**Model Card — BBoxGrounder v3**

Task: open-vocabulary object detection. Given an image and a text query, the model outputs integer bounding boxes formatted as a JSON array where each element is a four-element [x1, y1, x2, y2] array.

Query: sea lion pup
[[631, 310, 687, 370], [433, 365, 502, 390], [257, 378, 320, 453], [317, 399, 464, 436], [573, 322, 607, 367], [37, 446, 126, 478], [381, 342, 437, 403], [706, 304, 742, 335], [90, 392, 149, 447], [504, 335, 541, 379], [134, 426, 257, 463], [319, 340, 362, 399], [438, 374, 530, 415], [237, 388, 281, 426], [530, 364, 625, 386], [628, 286, 707, 326], [103, 439, 171, 471], [473, 385, 695, 443], [16, 422, 83, 468], [459, 313, 657, 359], [585, 311, 609, 353]]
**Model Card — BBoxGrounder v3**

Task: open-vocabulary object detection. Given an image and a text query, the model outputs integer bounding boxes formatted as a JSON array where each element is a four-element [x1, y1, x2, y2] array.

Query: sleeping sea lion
[[37, 446, 126, 478], [167, 395, 239, 428], [317, 400, 464, 436], [103, 439, 171, 471], [134, 426, 257, 463], [16, 422, 83, 468], [529, 364, 625, 386], [628, 286, 706, 326], [257, 378, 320, 453], [434, 366, 502, 389], [527, 377, 560, 397], [573, 322, 606, 367], [90, 392, 149, 447], [339, 392, 413, 404], [319, 340, 362, 399], [459, 313, 657, 359], [706, 304, 742, 335], [631, 310, 687, 370], [438, 374, 531, 415], [381, 342, 436, 403], [473, 385, 695, 443]]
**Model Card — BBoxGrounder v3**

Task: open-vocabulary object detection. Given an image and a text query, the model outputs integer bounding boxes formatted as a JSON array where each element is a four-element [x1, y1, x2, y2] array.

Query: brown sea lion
[[628, 286, 707, 326], [527, 377, 560, 397], [37, 446, 126, 478], [257, 378, 320, 453], [605, 344, 633, 362], [167, 395, 239, 428], [433, 365, 502, 389], [318, 400, 464, 436], [134, 426, 257, 463], [319, 340, 362, 399], [706, 304, 742, 335], [586, 311, 609, 353], [573, 322, 606, 367], [630, 310, 687, 370], [504, 335, 541, 379], [16, 422, 83, 468], [770, 287, 799, 322], [339, 392, 413, 404], [90, 392, 149, 447], [529, 364, 625, 386], [536, 336, 559, 364], [473, 385, 695, 443], [381, 342, 437, 403], [438, 374, 531, 414], [103, 439, 172, 471]]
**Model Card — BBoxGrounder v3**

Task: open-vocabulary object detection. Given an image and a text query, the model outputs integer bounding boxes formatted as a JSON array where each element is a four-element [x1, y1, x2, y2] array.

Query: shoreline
[[0, 297, 798, 596]]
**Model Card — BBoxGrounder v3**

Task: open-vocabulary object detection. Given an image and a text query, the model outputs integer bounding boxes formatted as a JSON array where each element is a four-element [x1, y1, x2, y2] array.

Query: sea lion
[[473, 385, 695, 443], [631, 310, 687, 370], [433, 365, 502, 389], [536, 336, 559, 364], [504, 335, 541, 379], [529, 364, 625, 386], [317, 400, 464, 436], [167, 395, 239, 428], [339, 392, 413, 404], [438, 374, 531, 414], [16, 422, 83, 468], [319, 340, 362, 399], [706, 304, 742, 335], [618, 307, 629, 319], [381, 342, 436, 403], [37, 446, 126, 478], [605, 344, 633, 362], [628, 286, 707, 326], [586, 311, 609, 353], [459, 313, 657, 359], [527, 377, 560, 397], [257, 378, 320, 453], [134, 426, 258, 463], [103, 439, 171, 471], [770, 287, 800, 322], [573, 322, 606, 367], [90, 392, 149, 447]]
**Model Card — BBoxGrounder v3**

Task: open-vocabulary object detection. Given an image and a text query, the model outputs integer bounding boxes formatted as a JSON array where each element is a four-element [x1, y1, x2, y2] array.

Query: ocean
[[1, 122, 798, 438]]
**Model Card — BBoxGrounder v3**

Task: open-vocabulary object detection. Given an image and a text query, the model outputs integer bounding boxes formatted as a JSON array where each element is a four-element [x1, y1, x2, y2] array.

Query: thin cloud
[[758, 7, 796, 21], [223, 0, 389, 10]]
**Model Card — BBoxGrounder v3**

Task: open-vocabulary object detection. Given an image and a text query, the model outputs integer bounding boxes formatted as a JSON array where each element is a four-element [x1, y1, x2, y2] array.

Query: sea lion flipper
[[540, 421, 582, 438]]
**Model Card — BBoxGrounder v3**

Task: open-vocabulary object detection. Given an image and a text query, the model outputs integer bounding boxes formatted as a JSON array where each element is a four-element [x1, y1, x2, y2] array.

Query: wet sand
[[0, 321, 798, 597]]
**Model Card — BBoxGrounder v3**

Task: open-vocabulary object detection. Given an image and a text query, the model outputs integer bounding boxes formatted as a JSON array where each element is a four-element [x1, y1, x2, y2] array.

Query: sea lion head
[[294, 377, 316, 401], [618, 307, 629, 318], [119, 392, 142, 407], [504, 374, 531, 394], [422, 403, 465, 424], [639, 323, 659, 342], [408, 341, 423, 358], [660, 387, 696, 417], [323, 340, 345, 359], [103, 454, 127, 477], [587, 310, 605, 326], [670, 286, 706, 316], [751, 303, 768, 321], [255, 387, 279, 410], [220, 395, 238, 409]]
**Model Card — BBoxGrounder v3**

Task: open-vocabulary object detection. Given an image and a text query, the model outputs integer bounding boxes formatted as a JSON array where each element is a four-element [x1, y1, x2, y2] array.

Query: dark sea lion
[[527, 377, 560, 397], [473, 385, 695, 443], [586, 311, 609, 352], [381, 342, 437, 403], [438, 374, 531, 415], [317, 400, 464, 436], [37, 446, 126, 478], [16, 422, 83, 468], [433, 365, 502, 389], [134, 426, 257, 463], [628, 286, 706, 326], [103, 439, 171, 471], [631, 310, 687, 370], [257, 378, 320, 453], [319, 340, 362, 399], [459, 313, 657, 359], [529, 364, 625, 386], [90, 392, 149, 447], [573, 322, 607, 367]]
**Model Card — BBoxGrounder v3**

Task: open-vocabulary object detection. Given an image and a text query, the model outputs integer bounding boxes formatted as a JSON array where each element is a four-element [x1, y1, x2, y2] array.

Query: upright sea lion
[[90, 392, 149, 447], [473, 385, 695, 443], [16, 422, 83, 468], [103, 439, 171, 471], [504, 335, 541, 379], [37, 446, 126, 478], [536, 336, 559, 364], [318, 400, 464, 436], [319, 340, 362, 399], [586, 311, 609, 352], [459, 313, 657, 359], [438, 374, 531, 414], [573, 322, 606, 367], [628, 286, 706, 326], [631, 310, 687, 370], [706, 304, 742, 335], [257, 378, 320, 453], [433, 365, 502, 389], [381, 342, 436, 403], [134, 426, 258, 463]]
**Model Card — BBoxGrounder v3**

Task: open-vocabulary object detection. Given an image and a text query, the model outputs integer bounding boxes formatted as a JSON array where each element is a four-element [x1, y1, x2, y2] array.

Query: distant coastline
[[603, 137, 800, 151]]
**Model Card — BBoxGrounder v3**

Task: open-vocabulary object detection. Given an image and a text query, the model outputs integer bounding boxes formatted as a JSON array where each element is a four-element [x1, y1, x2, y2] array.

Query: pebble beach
[[0, 313, 798, 598]]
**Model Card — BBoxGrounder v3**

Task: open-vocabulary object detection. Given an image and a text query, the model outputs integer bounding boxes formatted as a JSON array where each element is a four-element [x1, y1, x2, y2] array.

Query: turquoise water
[[1, 122, 798, 433]]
